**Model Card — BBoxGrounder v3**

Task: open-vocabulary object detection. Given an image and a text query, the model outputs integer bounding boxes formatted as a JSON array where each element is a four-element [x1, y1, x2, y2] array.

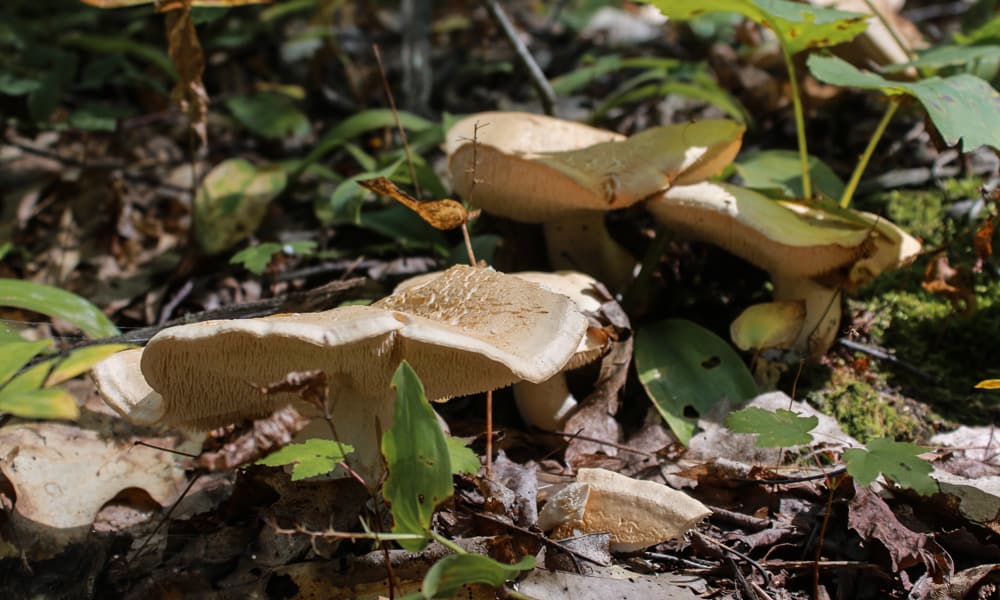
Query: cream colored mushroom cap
[[510, 271, 610, 369], [447, 114, 744, 222], [444, 111, 623, 157], [92, 347, 164, 425], [140, 265, 587, 429], [648, 182, 873, 278]]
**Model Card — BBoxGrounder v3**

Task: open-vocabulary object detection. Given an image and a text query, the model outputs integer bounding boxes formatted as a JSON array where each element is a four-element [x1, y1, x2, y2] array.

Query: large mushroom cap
[[447, 113, 744, 222], [647, 182, 874, 278], [140, 265, 588, 430]]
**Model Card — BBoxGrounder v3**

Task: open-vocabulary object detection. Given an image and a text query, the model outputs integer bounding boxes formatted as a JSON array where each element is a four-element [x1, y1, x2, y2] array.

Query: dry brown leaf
[[196, 405, 310, 471], [359, 176, 468, 230], [922, 253, 977, 315], [164, 0, 208, 148], [974, 217, 994, 273], [0, 422, 187, 530]]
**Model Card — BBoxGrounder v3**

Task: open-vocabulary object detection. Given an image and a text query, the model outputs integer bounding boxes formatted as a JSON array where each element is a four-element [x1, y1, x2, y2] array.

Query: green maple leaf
[[843, 437, 937, 496], [257, 438, 354, 481]]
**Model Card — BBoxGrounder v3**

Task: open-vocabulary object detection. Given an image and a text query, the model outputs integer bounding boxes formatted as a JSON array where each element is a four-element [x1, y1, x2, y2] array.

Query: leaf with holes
[[726, 407, 818, 447], [636, 319, 757, 445]]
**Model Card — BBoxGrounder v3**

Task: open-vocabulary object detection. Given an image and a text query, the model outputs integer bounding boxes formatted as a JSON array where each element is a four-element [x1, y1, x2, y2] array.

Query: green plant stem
[[780, 43, 811, 200], [839, 100, 899, 208], [430, 530, 467, 555]]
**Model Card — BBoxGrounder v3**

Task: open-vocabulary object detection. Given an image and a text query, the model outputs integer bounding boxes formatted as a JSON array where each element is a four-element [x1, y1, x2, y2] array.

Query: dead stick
[[482, 0, 556, 116]]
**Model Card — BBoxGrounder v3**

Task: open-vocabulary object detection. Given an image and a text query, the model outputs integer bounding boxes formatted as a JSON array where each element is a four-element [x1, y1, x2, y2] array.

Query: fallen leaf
[[359, 176, 468, 230], [164, 1, 208, 148]]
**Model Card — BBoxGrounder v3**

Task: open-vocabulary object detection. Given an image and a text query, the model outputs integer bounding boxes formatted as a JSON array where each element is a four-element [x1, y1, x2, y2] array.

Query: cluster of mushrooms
[[94, 111, 920, 488]]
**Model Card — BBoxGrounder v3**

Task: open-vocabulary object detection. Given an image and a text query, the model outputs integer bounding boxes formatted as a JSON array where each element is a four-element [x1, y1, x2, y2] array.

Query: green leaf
[[725, 407, 818, 447], [843, 437, 937, 496], [636, 319, 757, 445], [45, 343, 136, 386], [551, 55, 681, 95], [0, 339, 52, 383], [735, 150, 845, 200], [637, 0, 867, 54], [194, 159, 288, 254], [226, 93, 310, 140], [0, 73, 41, 95], [0, 388, 78, 420], [382, 361, 453, 552], [807, 54, 1000, 151], [445, 436, 480, 475], [256, 438, 355, 481], [888, 44, 1000, 73], [0, 279, 119, 338], [419, 554, 535, 599]]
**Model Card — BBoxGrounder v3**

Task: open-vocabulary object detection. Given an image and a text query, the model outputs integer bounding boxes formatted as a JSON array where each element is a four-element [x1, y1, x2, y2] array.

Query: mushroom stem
[[543, 214, 635, 291], [292, 387, 396, 484], [771, 275, 842, 359], [513, 374, 578, 431]]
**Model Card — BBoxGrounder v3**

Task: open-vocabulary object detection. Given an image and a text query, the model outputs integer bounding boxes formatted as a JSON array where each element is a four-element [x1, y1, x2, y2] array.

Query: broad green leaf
[[843, 437, 936, 496], [418, 554, 535, 599], [68, 104, 132, 132], [3, 362, 49, 395], [0, 73, 41, 95], [447, 234, 502, 267], [256, 438, 355, 481], [0, 279, 119, 338], [887, 44, 1000, 73], [725, 407, 818, 447], [0, 340, 52, 382], [226, 93, 310, 140], [0, 388, 78, 420], [636, 319, 757, 445], [194, 159, 288, 254], [62, 32, 176, 78], [637, 0, 867, 54], [734, 150, 845, 200], [45, 343, 136, 386], [730, 301, 806, 351], [359, 205, 450, 256], [808, 54, 1000, 151], [382, 361, 453, 552], [445, 436, 480, 475], [230, 241, 316, 275], [590, 78, 748, 124]]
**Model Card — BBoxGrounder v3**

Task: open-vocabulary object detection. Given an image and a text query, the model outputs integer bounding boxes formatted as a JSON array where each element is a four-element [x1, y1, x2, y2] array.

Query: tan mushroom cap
[[447, 112, 745, 222], [140, 265, 588, 430], [647, 182, 874, 279], [92, 347, 164, 424], [538, 468, 711, 552]]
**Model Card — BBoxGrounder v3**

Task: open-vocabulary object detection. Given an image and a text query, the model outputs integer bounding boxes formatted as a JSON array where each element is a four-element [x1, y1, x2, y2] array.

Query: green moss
[[858, 176, 983, 246], [807, 374, 924, 442]]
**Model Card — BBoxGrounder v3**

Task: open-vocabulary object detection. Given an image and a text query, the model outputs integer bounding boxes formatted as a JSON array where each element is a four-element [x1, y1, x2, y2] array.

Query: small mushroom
[[537, 468, 710, 552], [95, 265, 588, 483], [508, 272, 612, 430], [647, 182, 920, 356], [445, 112, 744, 289]]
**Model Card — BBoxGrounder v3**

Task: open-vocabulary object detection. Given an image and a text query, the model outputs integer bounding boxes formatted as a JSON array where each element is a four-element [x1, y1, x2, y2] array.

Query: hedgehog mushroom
[[445, 112, 744, 290], [647, 182, 920, 357], [95, 265, 587, 483]]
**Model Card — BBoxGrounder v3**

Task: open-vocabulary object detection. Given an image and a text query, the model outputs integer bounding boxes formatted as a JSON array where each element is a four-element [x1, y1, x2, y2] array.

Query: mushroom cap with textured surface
[[139, 265, 588, 430], [447, 113, 744, 222]]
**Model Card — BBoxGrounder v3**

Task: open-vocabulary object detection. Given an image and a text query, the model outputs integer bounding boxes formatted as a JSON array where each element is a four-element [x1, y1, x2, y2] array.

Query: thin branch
[[482, 0, 557, 116]]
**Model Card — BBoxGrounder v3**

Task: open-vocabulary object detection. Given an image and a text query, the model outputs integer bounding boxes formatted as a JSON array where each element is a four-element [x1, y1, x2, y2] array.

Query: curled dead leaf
[[359, 177, 468, 230]]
